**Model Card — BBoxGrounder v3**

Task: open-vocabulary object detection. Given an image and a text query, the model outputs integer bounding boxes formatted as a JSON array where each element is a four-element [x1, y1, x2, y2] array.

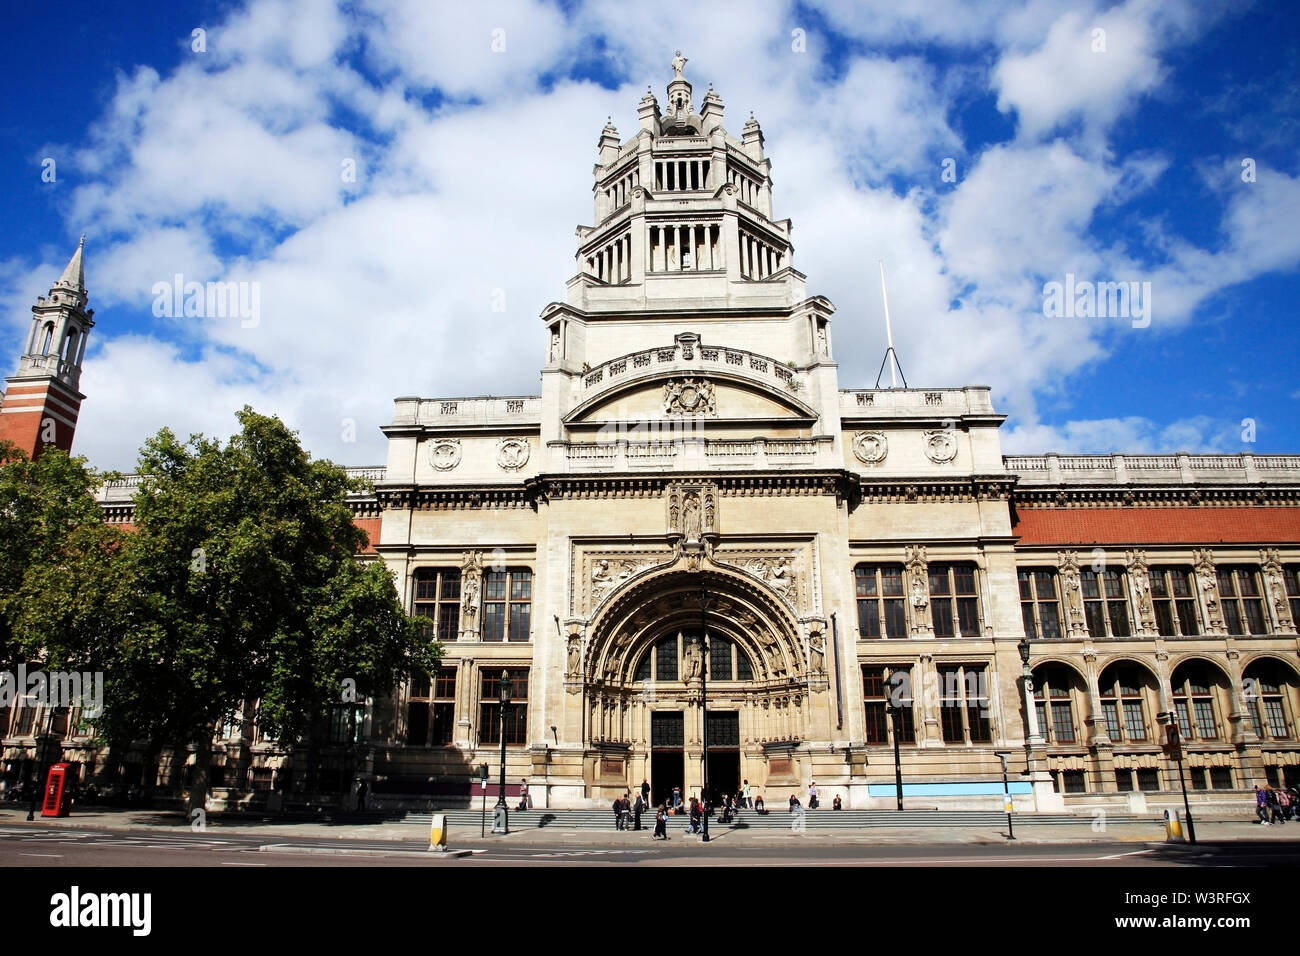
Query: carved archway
[[585, 564, 805, 689]]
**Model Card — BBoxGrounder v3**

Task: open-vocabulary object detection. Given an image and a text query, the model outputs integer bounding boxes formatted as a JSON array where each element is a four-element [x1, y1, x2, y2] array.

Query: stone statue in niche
[[808, 631, 825, 675], [909, 575, 928, 611], [460, 550, 483, 630], [549, 329, 560, 363], [566, 634, 582, 679], [754, 627, 785, 676], [682, 494, 702, 541], [817, 325, 828, 356], [683, 635, 702, 681]]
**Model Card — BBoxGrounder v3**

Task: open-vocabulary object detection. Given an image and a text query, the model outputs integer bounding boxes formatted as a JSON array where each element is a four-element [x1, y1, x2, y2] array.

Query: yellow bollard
[[429, 813, 448, 852], [1164, 808, 1184, 843]]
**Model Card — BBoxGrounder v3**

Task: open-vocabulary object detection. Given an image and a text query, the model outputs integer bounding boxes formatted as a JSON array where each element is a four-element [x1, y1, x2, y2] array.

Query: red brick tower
[[0, 237, 94, 459]]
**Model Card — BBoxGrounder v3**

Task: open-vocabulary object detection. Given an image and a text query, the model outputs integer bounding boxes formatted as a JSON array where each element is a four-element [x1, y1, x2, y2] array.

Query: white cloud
[[3, 0, 1294, 473]]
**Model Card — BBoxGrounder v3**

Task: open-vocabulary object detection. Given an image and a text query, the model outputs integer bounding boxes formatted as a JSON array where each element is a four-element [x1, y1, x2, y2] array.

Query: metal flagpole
[[879, 260, 898, 389]]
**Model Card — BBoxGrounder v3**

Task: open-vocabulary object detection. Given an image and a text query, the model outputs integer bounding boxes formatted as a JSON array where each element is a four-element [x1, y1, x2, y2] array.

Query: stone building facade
[[5, 58, 1300, 814], [361, 59, 1300, 812]]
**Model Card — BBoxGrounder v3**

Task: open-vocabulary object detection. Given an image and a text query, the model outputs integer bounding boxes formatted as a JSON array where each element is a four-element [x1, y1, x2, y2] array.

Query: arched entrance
[[582, 563, 808, 805]]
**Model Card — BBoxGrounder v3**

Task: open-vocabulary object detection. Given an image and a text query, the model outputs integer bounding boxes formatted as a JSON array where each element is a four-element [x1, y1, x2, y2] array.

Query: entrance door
[[705, 711, 740, 804], [650, 711, 684, 808]]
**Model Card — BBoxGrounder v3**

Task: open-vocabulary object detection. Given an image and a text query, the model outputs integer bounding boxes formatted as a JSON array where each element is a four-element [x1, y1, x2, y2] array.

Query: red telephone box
[[41, 763, 73, 818]]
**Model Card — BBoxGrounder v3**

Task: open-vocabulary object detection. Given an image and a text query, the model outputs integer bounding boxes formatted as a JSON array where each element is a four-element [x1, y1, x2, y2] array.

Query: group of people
[[787, 782, 843, 812], [1254, 784, 1298, 824]]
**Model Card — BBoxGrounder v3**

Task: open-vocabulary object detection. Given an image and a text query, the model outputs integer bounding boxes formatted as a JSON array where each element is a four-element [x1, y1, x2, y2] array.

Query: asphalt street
[[2, 822, 1296, 867]]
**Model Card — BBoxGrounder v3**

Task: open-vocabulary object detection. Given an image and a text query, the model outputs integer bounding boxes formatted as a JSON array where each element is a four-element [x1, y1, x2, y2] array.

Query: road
[[2, 823, 1296, 867]]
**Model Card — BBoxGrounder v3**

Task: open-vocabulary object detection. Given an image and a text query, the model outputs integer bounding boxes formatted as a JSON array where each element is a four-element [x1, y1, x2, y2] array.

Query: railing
[[345, 466, 386, 481], [1004, 453, 1300, 483], [582, 343, 798, 393]]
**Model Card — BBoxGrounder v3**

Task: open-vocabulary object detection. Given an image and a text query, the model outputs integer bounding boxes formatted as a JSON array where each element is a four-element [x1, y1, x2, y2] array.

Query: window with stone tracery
[[413, 568, 460, 641], [929, 563, 980, 638], [855, 564, 906, 638]]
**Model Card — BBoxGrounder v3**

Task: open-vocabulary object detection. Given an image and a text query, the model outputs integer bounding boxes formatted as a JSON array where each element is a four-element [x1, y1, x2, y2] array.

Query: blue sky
[[1, 0, 1297, 470]]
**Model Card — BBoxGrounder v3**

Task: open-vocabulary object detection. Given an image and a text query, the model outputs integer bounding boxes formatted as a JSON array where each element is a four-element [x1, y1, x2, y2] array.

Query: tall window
[[1150, 567, 1199, 636], [413, 568, 461, 641], [929, 564, 980, 638], [432, 669, 456, 745], [937, 664, 991, 743], [856, 564, 906, 638], [1170, 664, 1221, 741], [407, 672, 431, 745], [1099, 665, 1150, 742], [1033, 666, 1077, 744], [862, 665, 915, 745], [329, 704, 364, 744], [1079, 569, 1131, 637], [1244, 662, 1292, 741], [1018, 569, 1062, 640], [1284, 566, 1300, 626], [1218, 567, 1267, 635], [480, 670, 529, 745], [656, 634, 679, 681], [482, 568, 532, 642]]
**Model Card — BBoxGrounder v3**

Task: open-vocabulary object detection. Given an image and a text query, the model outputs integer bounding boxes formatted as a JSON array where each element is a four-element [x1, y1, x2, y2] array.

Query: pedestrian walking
[[614, 794, 625, 830], [633, 791, 645, 830], [653, 804, 669, 839], [1278, 786, 1292, 822], [517, 778, 530, 811], [808, 780, 819, 810], [742, 779, 753, 809], [355, 779, 367, 812], [1268, 785, 1285, 824]]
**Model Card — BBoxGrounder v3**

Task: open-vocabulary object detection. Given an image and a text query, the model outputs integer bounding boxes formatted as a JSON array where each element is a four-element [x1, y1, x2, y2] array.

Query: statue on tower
[[671, 51, 688, 79]]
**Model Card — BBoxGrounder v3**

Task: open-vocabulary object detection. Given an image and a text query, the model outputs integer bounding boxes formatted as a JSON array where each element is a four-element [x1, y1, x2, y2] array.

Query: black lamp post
[[27, 700, 58, 822], [883, 679, 903, 812], [495, 670, 512, 814], [698, 585, 710, 844]]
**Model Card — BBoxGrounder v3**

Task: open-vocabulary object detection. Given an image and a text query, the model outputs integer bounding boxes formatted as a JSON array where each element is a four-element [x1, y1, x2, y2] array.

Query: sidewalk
[[4, 805, 1298, 848]]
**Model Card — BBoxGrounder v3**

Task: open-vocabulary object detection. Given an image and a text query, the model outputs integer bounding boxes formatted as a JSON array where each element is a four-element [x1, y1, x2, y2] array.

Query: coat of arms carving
[[663, 378, 716, 416]]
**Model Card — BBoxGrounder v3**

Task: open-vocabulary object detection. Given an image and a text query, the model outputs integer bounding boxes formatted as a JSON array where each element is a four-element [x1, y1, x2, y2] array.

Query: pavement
[[4, 805, 1299, 850]]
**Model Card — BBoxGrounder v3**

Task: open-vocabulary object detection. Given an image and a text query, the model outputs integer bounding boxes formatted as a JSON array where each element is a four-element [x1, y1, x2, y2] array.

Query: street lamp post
[[1018, 636, 1043, 747], [495, 670, 512, 834], [883, 673, 903, 811], [698, 586, 710, 844], [27, 700, 58, 822], [995, 751, 1015, 840], [1156, 711, 1197, 844]]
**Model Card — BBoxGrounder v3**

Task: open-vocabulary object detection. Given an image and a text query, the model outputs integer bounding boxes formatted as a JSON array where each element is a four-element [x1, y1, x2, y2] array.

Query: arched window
[[1170, 661, 1226, 741], [1032, 665, 1080, 744], [61, 329, 77, 361], [1098, 663, 1157, 743], [40, 324, 53, 355], [1244, 660, 1296, 741], [633, 633, 754, 682]]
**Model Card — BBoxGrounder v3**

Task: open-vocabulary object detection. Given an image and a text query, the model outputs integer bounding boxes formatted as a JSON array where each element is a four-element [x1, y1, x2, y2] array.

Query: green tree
[[0, 442, 124, 680], [103, 407, 437, 814]]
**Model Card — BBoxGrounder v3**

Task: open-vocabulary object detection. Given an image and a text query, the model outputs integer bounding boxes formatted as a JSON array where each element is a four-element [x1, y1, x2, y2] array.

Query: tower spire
[[0, 236, 95, 458], [56, 234, 86, 293]]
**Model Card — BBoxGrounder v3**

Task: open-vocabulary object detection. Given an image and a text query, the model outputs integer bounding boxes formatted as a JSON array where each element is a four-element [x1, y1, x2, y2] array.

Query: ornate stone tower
[[0, 236, 94, 458]]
